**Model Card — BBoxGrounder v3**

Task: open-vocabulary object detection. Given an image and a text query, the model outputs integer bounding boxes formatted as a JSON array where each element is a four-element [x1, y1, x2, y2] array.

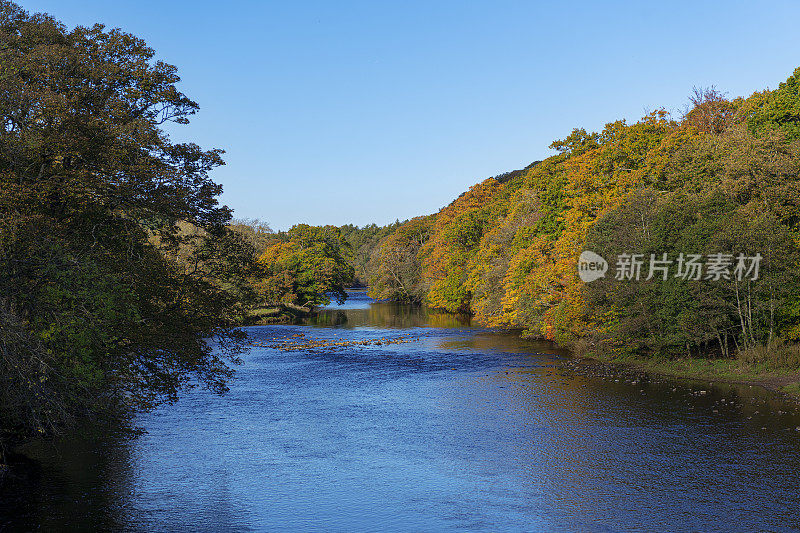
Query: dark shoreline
[[562, 354, 800, 401]]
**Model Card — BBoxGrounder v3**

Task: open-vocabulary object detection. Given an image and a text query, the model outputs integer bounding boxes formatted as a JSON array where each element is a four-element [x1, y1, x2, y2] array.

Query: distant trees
[[367, 216, 432, 302], [683, 86, 736, 134], [338, 221, 400, 286], [223, 221, 406, 313], [255, 225, 354, 308], [228, 219, 274, 254]]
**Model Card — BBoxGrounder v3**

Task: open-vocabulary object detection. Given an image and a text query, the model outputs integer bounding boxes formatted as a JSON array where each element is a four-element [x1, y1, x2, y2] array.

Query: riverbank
[[385, 301, 800, 401], [244, 303, 315, 325], [563, 353, 800, 402]]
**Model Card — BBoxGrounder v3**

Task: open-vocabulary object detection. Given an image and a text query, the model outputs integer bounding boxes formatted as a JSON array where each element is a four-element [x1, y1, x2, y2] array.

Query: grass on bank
[[585, 341, 800, 397]]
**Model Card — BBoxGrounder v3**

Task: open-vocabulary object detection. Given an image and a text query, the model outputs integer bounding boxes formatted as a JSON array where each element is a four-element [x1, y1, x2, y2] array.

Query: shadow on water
[[1, 420, 136, 532]]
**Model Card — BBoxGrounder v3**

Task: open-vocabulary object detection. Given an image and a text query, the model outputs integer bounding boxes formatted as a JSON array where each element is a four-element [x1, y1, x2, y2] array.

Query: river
[[3, 290, 800, 532]]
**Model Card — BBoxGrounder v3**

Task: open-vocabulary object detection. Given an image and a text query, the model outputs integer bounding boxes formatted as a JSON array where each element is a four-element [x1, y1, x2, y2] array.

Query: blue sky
[[20, 0, 800, 230]]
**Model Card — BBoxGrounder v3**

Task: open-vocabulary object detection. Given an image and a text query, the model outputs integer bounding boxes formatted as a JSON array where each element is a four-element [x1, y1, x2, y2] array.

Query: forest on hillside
[[365, 75, 800, 366]]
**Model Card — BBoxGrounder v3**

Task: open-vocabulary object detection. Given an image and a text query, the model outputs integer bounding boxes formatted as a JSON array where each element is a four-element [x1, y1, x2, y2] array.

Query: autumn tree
[[682, 86, 736, 134], [743, 66, 800, 140], [367, 216, 432, 302], [420, 179, 506, 313], [256, 225, 354, 308]]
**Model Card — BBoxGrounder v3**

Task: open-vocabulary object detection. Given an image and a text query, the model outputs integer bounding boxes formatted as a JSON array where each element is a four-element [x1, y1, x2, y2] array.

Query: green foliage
[[584, 189, 800, 358], [257, 225, 354, 308], [367, 216, 432, 302], [549, 128, 599, 156], [0, 1, 251, 447], [338, 221, 401, 285], [746, 67, 800, 140]]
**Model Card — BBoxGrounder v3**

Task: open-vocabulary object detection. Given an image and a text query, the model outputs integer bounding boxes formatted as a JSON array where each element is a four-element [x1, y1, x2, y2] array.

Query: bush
[[737, 342, 800, 369]]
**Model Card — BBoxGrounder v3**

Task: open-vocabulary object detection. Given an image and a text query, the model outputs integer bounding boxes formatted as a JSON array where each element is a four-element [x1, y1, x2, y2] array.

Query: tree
[[367, 216, 432, 302], [420, 179, 505, 313], [256, 225, 354, 308], [338, 221, 401, 286], [683, 86, 736, 134], [744, 67, 800, 140], [0, 2, 249, 449], [228, 218, 274, 254]]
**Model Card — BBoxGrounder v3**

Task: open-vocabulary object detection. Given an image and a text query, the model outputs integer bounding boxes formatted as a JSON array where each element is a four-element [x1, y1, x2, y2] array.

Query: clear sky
[[19, 0, 800, 230]]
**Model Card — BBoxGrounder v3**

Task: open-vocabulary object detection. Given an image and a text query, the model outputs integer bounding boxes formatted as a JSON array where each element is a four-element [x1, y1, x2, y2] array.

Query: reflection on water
[[3, 290, 800, 531], [311, 302, 472, 329], [313, 288, 473, 329]]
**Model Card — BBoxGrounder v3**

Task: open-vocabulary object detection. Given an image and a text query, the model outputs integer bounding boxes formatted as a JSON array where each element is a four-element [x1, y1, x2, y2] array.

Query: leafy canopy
[[0, 1, 251, 446]]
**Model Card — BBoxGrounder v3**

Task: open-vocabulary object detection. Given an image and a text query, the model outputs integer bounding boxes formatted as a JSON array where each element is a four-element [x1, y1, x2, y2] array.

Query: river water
[[4, 290, 800, 532]]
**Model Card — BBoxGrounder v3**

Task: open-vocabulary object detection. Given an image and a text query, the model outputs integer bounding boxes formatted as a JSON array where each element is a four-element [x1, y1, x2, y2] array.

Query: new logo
[[578, 250, 608, 282]]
